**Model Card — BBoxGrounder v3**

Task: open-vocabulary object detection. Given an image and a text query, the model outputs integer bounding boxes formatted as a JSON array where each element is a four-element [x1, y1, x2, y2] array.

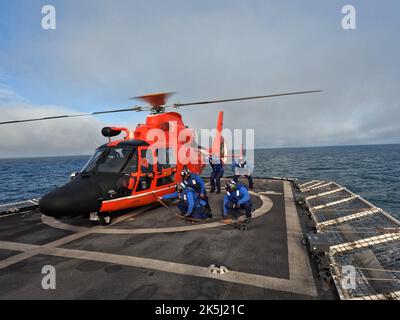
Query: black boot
[[247, 176, 254, 189]]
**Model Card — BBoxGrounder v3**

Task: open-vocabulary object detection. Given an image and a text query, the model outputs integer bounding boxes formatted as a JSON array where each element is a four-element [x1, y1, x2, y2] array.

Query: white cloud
[[0, 101, 107, 158], [1, 1, 400, 156], [0, 84, 26, 104]]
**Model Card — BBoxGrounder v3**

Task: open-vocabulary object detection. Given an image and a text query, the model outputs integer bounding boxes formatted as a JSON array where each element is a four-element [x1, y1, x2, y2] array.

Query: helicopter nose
[[39, 177, 103, 217]]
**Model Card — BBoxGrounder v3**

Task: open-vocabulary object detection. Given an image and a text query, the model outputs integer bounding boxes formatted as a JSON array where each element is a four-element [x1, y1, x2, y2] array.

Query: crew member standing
[[232, 157, 254, 189], [223, 180, 252, 223], [209, 154, 224, 194]]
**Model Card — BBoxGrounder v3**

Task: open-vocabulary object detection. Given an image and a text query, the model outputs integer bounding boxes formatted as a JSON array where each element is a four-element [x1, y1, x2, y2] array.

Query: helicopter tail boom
[[209, 111, 227, 162]]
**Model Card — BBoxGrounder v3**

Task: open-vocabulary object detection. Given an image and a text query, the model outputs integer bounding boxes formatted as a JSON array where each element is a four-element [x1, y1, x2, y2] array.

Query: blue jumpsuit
[[209, 157, 224, 192], [182, 173, 211, 210], [223, 184, 252, 218], [182, 173, 206, 195], [162, 187, 208, 219]]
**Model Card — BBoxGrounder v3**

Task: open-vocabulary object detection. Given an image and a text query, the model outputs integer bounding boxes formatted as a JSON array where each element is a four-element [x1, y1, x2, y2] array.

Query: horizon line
[[1, 142, 399, 160]]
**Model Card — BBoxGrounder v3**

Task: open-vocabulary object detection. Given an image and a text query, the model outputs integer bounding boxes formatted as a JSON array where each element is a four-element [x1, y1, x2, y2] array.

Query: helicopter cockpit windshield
[[81, 146, 138, 174]]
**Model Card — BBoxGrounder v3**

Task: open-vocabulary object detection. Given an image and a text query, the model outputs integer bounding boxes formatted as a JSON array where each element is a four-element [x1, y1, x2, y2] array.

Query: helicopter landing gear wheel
[[89, 212, 112, 226], [100, 215, 112, 226]]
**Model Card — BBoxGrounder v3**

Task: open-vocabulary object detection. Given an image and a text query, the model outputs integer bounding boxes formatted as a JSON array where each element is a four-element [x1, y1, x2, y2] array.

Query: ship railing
[[300, 180, 400, 300], [0, 198, 40, 217]]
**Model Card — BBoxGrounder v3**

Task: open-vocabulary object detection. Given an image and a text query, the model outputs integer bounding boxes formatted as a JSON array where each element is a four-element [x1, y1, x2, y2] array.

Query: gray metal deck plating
[[16, 176, 400, 300]]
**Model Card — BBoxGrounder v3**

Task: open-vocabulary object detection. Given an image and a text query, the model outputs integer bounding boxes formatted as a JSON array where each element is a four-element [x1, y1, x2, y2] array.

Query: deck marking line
[[41, 192, 272, 234], [0, 228, 97, 270], [0, 187, 317, 297], [0, 240, 316, 297], [284, 181, 318, 297]]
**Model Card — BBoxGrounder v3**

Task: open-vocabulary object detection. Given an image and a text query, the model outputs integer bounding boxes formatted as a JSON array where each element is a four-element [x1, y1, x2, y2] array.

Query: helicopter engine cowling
[[101, 127, 121, 137]]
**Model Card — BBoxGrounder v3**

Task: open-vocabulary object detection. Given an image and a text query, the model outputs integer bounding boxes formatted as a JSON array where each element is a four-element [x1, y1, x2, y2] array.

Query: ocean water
[[0, 144, 399, 218]]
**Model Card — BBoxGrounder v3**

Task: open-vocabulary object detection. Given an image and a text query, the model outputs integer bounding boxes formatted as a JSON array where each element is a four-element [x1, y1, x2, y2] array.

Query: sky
[[0, 0, 399, 158]]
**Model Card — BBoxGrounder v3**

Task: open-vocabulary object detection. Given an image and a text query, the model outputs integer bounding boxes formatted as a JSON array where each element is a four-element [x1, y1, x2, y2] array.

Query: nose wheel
[[101, 215, 112, 226]]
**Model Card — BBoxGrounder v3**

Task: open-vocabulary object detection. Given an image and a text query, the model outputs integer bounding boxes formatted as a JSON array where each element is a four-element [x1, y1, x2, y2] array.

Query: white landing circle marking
[[41, 191, 273, 235]]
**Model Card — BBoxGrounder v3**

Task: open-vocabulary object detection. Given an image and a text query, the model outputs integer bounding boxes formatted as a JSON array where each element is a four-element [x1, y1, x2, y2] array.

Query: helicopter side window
[[156, 148, 167, 172], [156, 147, 175, 171], [156, 147, 176, 187], [168, 148, 176, 167], [122, 148, 138, 173], [140, 149, 153, 174], [135, 149, 154, 192]]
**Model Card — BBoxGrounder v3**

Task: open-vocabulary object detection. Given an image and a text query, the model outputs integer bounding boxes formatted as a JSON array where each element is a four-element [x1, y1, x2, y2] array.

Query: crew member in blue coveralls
[[209, 154, 224, 194], [232, 156, 254, 189], [180, 166, 212, 217], [223, 180, 252, 223], [159, 183, 210, 219]]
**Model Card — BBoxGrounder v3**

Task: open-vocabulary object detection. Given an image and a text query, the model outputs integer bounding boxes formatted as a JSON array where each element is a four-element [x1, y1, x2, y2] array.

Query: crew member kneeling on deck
[[180, 166, 211, 215], [160, 183, 210, 219], [223, 181, 252, 222]]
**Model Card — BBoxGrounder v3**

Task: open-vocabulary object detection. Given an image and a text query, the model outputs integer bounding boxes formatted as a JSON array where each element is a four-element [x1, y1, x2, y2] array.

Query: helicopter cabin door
[[135, 147, 155, 192], [155, 147, 177, 189]]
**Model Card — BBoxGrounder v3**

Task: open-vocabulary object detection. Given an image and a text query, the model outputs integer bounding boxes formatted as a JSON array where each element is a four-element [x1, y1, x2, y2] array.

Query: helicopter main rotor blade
[[0, 106, 147, 125], [172, 90, 322, 107], [0, 90, 323, 125]]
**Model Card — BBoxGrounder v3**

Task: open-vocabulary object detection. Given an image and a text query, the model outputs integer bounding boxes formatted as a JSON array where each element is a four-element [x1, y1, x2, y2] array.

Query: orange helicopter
[[0, 90, 321, 224]]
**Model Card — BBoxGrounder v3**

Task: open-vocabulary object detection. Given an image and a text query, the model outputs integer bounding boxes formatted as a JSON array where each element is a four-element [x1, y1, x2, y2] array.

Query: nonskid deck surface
[[0, 179, 335, 299]]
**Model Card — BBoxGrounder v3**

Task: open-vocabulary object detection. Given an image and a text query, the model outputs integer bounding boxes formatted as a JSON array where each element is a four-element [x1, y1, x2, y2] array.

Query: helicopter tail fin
[[210, 111, 227, 163]]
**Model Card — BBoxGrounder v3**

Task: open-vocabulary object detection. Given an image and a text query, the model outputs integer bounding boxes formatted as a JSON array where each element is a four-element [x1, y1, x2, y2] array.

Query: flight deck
[[0, 178, 398, 300]]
